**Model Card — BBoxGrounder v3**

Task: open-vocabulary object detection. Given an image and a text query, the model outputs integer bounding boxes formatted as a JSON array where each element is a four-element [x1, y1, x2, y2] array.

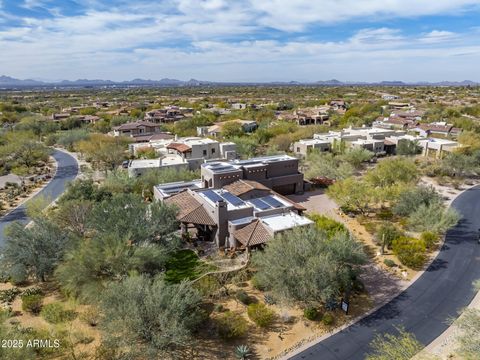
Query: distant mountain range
[[0, 75, 478, 88]]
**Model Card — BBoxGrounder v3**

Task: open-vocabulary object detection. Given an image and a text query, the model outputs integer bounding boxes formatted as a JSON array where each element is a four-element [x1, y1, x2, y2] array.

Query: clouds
[[0, 0, 480, 81]]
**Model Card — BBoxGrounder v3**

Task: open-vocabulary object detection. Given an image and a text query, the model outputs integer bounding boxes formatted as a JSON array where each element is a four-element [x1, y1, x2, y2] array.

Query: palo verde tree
[[252, 226, 366, 307], [100, 275, 205, 358]]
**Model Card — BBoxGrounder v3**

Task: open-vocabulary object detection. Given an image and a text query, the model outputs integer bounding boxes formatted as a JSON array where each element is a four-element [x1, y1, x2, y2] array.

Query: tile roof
[[166, 142, 192, 153], [234, 220, 271, 247], [164, 190, 215, 225]]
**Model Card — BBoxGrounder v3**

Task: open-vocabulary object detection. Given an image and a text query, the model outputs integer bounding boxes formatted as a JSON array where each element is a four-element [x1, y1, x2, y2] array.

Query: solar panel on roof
[[261, 195, 284, 208], [221, 192, 245, 206], [249, 198, 271, 210], [203, 189, 223, 203]]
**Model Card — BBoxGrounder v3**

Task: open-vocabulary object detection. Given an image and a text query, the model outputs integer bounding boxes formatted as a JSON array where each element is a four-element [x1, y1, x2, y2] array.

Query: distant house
[[112, 121, 162, 138], [127, 137, 237, 177], [77, 115, 101, 124], [144, 106, 186, 124], [51, 113, 70, 121], [414, 122, 462, 138], [382, 94, 399, 100], [329, 100, 347, 112], [197, 120, 257, 137]]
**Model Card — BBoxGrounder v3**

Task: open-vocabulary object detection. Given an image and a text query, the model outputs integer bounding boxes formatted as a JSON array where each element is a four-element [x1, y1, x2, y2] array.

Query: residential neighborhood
[[1, 1, 480, 360]]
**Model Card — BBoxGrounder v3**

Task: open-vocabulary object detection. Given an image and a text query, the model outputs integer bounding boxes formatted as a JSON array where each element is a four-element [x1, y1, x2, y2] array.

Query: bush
[[217, 311, 249, 339], [236, 290, 252, 305], [392, 237, 426, 269], [420, 231, 438, 249], [22, 287, 43, 297], [21, 294, 43, 315], [383, 259, 397, 268], [41, 303, 77, 324], [308, 213, 348, 238], [375, 223, 404, 250], [322, 313, 334, 326], [0, 288, 21, 304], [303, 307, 318, 321], [247, 303, 276, 328]]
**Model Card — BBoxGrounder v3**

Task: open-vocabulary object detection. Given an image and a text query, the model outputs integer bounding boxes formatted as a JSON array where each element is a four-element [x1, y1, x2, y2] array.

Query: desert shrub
[[393, 185, 442, 217], [21, 287, 43, 297], [21, 294, 43, 315], [322, 313, 334, 326], [236, 290, 252, 305], [375, 223, 404, 250], [308, 213, 348, 238], [420, 231, 439, 249], [247, 303, 276, 328], [216, 311, 249, 339], [0, 288, 21, 304], [408, 202, 460, 234], [303, 307, 318, 321], [80, 307, 100, 327], [41, 303, 77, 324], [392, 237, 426, 269], [383, 259, 397, 268]]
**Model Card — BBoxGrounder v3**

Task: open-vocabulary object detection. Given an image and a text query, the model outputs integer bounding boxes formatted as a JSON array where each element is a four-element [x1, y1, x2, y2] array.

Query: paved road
[[0, 149, 78, 247], [291, 186, 480, 360]]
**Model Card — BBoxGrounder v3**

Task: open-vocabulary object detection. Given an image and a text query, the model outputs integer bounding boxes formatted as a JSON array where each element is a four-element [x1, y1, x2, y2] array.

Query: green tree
[[76, 133, 129, 174], [100, 275, 204, 357], [88, 193, 179, 245], [393, 185, 442, 217], [407, 202, 460, 234], [2, 217, 75, 282], [366, 327, 424, 360], [55, 233, 176, 301], [221, 121, 244, 138], [396, 139, 421, 156], [305, 151, 354, 180], [339, 148, 374, 168], [365, 158, 418, 188], [252, 226, 366, 307], [327, 177, 372, 214]]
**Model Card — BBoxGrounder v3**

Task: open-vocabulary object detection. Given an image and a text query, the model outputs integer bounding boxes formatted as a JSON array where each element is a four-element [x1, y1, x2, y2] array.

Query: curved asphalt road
[[291, 186, 480, 360], [0, 149, 78, 247]]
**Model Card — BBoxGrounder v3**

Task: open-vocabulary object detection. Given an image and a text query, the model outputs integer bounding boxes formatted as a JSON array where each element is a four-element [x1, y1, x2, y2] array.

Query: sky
[[1, 0, 480, 82]]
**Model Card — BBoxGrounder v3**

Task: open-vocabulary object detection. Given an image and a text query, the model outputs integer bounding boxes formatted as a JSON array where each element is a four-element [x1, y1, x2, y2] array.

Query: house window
[[203, 150, 207, 156], [212, 148, 216, 154]]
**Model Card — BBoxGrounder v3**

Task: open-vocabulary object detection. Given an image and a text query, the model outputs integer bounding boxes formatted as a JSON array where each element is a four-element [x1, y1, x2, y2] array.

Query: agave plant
[[234, 345, 251, 360]]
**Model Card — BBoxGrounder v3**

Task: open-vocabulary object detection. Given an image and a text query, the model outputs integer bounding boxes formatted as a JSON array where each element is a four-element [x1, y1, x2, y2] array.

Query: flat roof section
[[261, 212, 313, 232]]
